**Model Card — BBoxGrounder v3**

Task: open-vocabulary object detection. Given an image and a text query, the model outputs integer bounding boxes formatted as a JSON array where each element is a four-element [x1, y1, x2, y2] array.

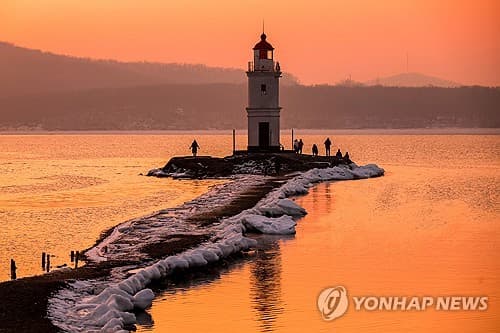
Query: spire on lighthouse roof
[[253, 32, 274, 51]]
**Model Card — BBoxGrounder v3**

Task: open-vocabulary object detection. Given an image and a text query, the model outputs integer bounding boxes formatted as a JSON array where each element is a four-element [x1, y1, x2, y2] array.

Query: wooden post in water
[[70, 250, 75, 262], [75, 251, 79, 269], [10, 259, 16, 280], [41, 252, 46, 269], [291, 128, 294, 150], [46, 254, 50, 272], [232, 129, 236, 154]]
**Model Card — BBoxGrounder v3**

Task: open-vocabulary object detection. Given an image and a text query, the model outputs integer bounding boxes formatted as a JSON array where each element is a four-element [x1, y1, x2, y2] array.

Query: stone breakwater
[[48, 162, 384, 332], [147, 152, 352, 179]]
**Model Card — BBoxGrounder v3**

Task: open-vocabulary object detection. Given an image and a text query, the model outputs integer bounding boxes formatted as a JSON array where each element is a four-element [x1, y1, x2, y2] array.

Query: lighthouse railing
[[247, 61, 278, 73]]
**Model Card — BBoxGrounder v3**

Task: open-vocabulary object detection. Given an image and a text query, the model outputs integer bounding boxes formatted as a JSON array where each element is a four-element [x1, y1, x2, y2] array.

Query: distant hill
[[365, 72, 461, 88], [1, 42, 498, 131], [0, 41, 299, 97], [0, 84, 498, 130]]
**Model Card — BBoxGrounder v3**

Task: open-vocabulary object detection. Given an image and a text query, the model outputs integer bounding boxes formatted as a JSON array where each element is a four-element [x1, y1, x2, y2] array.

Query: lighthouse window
[[267, 50, 273, 59], [261, 84, 267, 95]]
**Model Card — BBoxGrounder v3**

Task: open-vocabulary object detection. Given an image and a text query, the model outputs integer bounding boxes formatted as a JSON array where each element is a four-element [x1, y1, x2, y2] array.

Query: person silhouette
[[190, 139, 200, 157], [324, 137, 332, 156], [336, 149, 342, 159], [312, 144, 319, 156], [298, 139, 304, 154], [293, 139, 299, 153]]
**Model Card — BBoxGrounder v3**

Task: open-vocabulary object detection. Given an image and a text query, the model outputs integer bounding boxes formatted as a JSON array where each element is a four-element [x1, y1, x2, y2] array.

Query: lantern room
[[253, 33, 275, 71]]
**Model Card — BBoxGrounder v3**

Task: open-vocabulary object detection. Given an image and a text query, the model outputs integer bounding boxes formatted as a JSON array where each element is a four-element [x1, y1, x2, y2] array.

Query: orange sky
[[1, 0, 499, 85]]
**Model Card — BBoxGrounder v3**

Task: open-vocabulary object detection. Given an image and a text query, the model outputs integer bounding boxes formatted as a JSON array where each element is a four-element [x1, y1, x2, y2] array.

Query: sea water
[[1, 131, 498, 331]]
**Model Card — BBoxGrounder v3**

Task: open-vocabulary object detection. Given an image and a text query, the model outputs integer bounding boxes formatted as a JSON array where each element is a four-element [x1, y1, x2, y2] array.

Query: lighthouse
[[246, 32, 282, 152]]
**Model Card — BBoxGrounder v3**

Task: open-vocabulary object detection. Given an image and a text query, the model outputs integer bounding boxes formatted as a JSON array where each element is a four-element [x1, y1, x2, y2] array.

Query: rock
[[242, 214, 297, 235], [133, 289, 155, 310]]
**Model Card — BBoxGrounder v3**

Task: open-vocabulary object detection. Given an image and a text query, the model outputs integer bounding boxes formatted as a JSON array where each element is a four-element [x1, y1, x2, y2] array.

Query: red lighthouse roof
[[253, 33, 274, 51]]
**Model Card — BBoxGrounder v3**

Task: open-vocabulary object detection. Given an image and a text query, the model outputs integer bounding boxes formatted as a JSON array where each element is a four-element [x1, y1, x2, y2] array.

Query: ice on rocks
[[166, 256, 189, 270], [133, 289, 155, 310], [86, 303, 110, 321], [117, 281, 135, 295], [101, 317, 124, 332], [88, 287, 132, 305], [94, 309, 136, 327], [105, 294, 134, 312], [144, 266, 162, 280], [146, 168, 169, 177], [193, 248, 219, 263], [204, 244, 223, 258], [216, 242, 235, 258], [242, 214, 297, 234], [256, 198, 306, 217], [185, 253, 208, 267], [277, 198, 307, 216]]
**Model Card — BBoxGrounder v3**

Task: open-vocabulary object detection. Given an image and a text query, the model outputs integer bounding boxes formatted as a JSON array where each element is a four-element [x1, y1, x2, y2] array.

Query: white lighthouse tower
[[246, 32, 282, 152]]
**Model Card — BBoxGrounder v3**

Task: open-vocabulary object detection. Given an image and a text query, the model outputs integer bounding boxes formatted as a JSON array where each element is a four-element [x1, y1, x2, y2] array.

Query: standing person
[[190, 139, 200, 157], [298, 139, 304, 154], [312, 144, 319, 156], [324, 137, 332, 156], [293, 139, 299, 153]]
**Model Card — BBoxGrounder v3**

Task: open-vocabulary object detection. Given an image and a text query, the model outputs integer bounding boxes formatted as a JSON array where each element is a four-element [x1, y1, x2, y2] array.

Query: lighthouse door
[[258, 122, 270, 148]]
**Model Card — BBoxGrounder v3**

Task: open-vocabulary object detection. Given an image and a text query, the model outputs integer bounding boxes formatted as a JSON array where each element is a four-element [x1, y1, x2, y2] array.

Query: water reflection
[[250, 235, 286, 332], [310, 182, 333, 215], [136, 310, 154, 328]]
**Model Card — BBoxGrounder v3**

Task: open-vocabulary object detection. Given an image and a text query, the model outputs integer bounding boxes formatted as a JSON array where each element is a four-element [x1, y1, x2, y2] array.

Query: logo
[[317, 286, 349, 321], [317, 285, 488, 322]]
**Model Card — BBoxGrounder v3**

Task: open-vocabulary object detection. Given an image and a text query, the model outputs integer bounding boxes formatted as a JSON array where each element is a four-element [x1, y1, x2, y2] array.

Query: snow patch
[[242, 214, 297, 234]]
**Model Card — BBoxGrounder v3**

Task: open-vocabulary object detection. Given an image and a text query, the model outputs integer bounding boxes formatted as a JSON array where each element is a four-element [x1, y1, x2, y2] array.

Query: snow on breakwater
[[85, 175, 266, 263], [48, 163, 384, 332]]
